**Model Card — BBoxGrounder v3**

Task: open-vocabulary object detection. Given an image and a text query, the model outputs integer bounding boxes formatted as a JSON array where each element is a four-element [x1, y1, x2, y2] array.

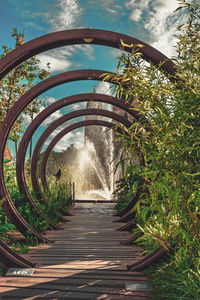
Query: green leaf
[[172, 228, 182, 238], [183, 172, 200, 177], [174, 189, 180, 207], [3, 159, 11, 163], [132, 181, 138, 195], [0, 223, 15, 233], [141, 207, 149, 222]]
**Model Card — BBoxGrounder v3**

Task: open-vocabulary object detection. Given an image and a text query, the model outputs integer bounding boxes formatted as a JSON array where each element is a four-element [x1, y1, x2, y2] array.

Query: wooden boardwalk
[[0, 203, 150, 299]]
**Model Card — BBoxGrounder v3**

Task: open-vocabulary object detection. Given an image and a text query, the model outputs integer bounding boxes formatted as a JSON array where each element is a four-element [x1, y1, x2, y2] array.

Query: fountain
[[76, 136, 114, 200], [49, 96, 118, 200], [69, 95, 115, 201]]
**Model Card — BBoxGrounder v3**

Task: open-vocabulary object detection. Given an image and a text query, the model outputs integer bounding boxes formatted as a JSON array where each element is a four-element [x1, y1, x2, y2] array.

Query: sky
[[0, 0, 184, 155]]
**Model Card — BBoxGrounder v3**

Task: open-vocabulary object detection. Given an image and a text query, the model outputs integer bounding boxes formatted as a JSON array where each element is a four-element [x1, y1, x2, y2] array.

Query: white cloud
[[47, 128, 83, 152], [96, 82, 112, 95], [109, 48, 124, 63], [92, 0, 123, 15], [153, 0, 178, 13], [42, 110, 63, 127], [50, 0, 83, 31], [23, 98, 56, 126], [73, 141, 83, 149], [37, 53, 72, 72], [106, 7, 118, 14], [23, 114, 32, 126], [144, 1, 180, 57], [43, 97, 58, 104], [37, 46, 83, 72], [18, 0, 94, 70], [149, 22, 178, 58], [48, 0, 94, 61], [75, 44, 94, 61], [125, 0, 150, 22], [52, 131, 74, 151], [37, 44, 94, 73], [71, 103, 86, 110], [125, 0, 180, 58], [95, 82, 113, 112], [130, 8, 143, 22]]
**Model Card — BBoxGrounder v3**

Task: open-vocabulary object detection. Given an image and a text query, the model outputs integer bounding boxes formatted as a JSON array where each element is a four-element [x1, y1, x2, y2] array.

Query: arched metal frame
[[2, 68, 147, 240], [0, 70, 108, 242], [127, 246, 167, 271], [0, 29, 175, 267], [17, 101, 134, 225], [0, 239, 36, 268], [17, 91, 140, 204], [32, 107, 132, 193], [39, 110, 132, 190], [0, 29, 176, 80], [1, 120, 130, 268], [40, 120, 126, 190]]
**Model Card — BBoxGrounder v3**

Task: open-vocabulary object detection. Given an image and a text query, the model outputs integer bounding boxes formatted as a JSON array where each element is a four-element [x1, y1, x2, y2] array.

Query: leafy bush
[[43, 180, 73, 216], [114, 164, 140, 211], [0, 158, 73, 257], [107, 1, 200, 298]]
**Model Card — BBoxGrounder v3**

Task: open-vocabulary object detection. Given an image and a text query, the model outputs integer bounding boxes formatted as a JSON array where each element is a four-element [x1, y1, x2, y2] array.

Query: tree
[[0, 28, 50, 156]]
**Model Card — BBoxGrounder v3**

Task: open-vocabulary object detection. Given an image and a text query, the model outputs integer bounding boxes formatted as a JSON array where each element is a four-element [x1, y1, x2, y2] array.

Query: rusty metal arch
[[32, 108, 132, 195], [0, 27, 176, 241], [17, 92, 139, 207], [1, 69, 146, 243], [0, 70, 109, 242], [2, 120, 128, 268], [17, 106, 134, 229], [0, 29, 176, 81], [0, 239, 36, 268], [0, 29, 176, 268], [40, 119, 128, 191]]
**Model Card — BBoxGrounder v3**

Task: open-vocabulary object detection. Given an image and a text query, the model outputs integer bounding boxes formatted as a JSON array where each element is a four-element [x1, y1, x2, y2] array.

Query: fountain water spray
[[76, 130, 114, 200]]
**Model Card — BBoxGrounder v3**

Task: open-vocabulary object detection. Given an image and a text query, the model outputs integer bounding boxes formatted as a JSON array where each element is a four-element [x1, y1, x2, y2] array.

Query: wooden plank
[[0, 286, 148, 299], [0, 203, 150, 299]]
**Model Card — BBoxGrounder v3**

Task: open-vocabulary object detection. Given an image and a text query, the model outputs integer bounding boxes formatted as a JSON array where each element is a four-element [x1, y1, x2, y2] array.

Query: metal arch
[[0, 120, 128, 268], [17, 107, 133, 230], [0, 29, 176, 81], [40, 120, 128, 190], [0, 70, 108, 240], [0, 239, 36, 268], [16, 91, 140, 207], [1, 69, 144, 241], [0, 27, 175, 241], [0, 205, 53, 244], [127, 246, 167, 271], [32, 108, 132, 194], [0, 28, 176, 268]]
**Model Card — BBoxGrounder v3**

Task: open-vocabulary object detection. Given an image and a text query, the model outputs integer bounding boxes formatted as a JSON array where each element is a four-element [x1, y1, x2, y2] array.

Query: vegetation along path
[[0, 203, 150, 299]]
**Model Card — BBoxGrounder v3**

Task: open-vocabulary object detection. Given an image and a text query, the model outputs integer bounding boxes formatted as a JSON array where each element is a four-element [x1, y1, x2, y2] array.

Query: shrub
[[107, 1, 200, 298]]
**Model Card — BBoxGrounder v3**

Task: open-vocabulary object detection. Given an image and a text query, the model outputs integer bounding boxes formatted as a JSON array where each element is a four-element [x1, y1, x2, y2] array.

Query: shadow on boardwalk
[[0, 203, 150, 299]]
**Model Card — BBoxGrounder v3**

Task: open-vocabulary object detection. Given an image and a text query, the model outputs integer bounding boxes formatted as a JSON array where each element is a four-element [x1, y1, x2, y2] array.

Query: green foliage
[[44, 145, 80, 180], [0, 223, 15, 234], [8, 180, 72, 235], [144, 253, 200, 300], [40, 181, 73, 221], [0, 158, 72, 258], [114, 165, 140, 211], [0, 159, 16, 233], [11, 242, 30, 254], [0, 28, 50, 155], [107, 1, 200, 298]]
